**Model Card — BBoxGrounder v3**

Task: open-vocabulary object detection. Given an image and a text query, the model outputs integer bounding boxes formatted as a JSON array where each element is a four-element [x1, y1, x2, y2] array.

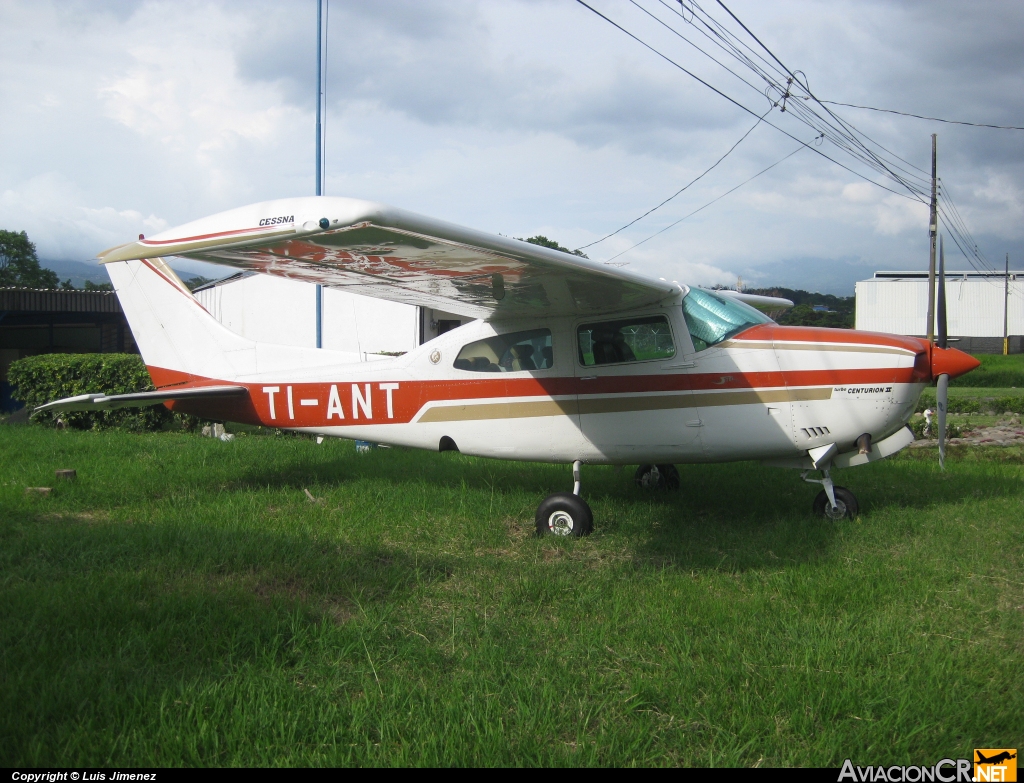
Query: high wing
[[35, 385, 247, 414], [718, 290, 794, 313], [98, 197, 679, 319]]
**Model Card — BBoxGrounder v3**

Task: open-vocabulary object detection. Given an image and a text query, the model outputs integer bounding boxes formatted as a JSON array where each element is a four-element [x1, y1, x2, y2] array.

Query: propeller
[[936, 234, 948, 470], [926, 240, 981, 462]]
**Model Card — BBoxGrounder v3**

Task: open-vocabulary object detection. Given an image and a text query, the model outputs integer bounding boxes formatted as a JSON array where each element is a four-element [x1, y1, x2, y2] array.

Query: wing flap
[[35, 385, 248, 414]]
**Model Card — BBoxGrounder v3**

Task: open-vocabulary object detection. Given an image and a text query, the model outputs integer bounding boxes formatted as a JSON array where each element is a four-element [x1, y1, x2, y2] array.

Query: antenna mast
[[315, 0, 323, 196]]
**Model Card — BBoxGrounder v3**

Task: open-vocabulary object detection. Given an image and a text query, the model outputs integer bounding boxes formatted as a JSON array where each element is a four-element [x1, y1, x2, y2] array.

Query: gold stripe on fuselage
[[720, 339, 914, 356], [415, 386, 832, 423]]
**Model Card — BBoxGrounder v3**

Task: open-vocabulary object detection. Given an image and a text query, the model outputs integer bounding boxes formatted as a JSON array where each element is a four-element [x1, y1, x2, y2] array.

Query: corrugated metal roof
[[0, 288, 123, 313], [871, 270, 1023, 280]]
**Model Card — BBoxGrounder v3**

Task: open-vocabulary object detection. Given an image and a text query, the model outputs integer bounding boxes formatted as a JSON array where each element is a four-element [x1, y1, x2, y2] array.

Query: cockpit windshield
[[681, 288, 773, 352]]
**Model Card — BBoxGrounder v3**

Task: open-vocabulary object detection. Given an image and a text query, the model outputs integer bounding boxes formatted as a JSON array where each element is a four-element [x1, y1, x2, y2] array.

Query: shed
[[191, 273, 465, 356], [855, 271, 1024, 353], [0, 288, 137, 411]]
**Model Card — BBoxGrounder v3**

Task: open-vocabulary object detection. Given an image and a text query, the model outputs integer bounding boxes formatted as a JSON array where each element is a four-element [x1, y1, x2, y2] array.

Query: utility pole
[[1004, 253, 1010, 356], [926, 134, 937, 344]]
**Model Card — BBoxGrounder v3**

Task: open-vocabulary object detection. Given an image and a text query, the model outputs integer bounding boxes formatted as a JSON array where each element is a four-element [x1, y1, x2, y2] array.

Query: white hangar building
[[192, 272, 466, 357], [855, 270, 1024, 354]]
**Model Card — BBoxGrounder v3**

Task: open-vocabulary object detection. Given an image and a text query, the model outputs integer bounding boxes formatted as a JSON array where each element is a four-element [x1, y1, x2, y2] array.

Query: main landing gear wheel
[[634, 464, 680, 490], [535, 492, 594, 537], [813, 487, 859, 521]]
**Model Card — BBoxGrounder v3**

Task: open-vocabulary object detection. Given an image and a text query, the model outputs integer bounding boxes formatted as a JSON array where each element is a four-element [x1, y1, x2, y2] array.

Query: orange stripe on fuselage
[[147, 366, 912, 428], [139, 223, 284, 246]]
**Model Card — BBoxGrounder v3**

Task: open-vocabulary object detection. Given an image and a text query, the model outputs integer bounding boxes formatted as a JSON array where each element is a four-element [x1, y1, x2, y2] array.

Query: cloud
[[0, 173, 168, 258], [1, 0, 1023, 296]]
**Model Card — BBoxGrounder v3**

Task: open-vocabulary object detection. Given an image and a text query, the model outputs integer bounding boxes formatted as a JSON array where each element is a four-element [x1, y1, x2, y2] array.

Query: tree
[[0, 230, 59, 289], [517, 235, 588, 259], [185, 276, 216, 291], [745, 287, 855, 329]]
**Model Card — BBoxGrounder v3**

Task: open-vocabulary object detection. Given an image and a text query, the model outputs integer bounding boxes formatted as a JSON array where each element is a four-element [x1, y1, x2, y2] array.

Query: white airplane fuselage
[[158, 295, 930, 466]]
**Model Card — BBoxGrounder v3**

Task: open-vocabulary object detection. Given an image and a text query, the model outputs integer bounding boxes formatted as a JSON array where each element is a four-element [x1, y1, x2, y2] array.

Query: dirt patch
[[38, 510, 112, 525], [913, 417, 1024, 447], [504, 516, 533, 541]]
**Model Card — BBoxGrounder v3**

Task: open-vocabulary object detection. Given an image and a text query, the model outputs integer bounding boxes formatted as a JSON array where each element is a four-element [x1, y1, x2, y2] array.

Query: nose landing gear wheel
[[634, 464, 680, 490], [535, 492, 594, 537], [812, 486, 859, 520]]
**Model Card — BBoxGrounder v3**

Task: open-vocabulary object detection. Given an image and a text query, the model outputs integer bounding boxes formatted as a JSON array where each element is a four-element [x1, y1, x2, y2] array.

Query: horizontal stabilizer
[[35, 385, 247, 414]]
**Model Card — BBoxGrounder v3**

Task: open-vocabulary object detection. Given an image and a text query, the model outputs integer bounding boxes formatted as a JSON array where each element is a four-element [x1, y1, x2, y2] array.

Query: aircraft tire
[[535, 492, 594, 537], [634, 464, 680, 490], [812, 487, 859, 520]]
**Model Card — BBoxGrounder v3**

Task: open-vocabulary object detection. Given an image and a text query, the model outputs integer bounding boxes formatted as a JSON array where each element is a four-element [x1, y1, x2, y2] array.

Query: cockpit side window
[[577, 315, 675, 366], [454, 328, 553, 373], [681, 288, 773, 352]]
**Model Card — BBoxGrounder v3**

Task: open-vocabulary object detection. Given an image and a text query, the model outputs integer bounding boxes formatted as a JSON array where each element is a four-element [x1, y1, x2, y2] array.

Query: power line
[[601, 138, 813, 263], [821, 101, 1024, 131], [645, 0, 933, 199], [574, 0, 925, 203], [577, 107, 770, 251], [709, 0, 930, 200], [670, 0, 931, 196], [581, 0, 997, 272]]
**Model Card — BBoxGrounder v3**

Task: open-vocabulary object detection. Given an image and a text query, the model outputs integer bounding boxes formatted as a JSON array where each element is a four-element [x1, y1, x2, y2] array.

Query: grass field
[[950, 353, 1024, 388], [1, 426, 1021, 767]]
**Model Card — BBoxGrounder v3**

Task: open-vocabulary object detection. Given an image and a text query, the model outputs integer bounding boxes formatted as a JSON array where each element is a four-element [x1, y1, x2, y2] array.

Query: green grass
[[951, 353, 1024, 388], [1, 427, 1021, 766], [946, 387, 1024, 398]]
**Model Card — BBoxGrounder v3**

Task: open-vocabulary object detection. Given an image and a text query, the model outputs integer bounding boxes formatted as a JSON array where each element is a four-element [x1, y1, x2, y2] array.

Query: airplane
[[37, 196, 981, 536], [976, 752, 1016, 765]]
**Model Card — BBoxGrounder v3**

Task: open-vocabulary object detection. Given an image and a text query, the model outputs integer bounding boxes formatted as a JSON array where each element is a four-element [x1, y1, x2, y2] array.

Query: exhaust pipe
[[856, 433, 872, 456]]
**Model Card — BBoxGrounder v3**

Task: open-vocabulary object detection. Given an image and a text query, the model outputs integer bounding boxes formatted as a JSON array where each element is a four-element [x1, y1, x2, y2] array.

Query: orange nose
[[931, 346, 981, 379]]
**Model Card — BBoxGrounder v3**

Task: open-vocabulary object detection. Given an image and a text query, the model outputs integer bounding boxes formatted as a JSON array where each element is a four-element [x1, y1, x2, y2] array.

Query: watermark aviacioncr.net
[[838, 750, 1017, 783]]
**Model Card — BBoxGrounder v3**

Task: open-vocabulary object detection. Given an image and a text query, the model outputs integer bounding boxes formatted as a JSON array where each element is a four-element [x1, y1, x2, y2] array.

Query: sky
[[2, 0, 1023, 294]]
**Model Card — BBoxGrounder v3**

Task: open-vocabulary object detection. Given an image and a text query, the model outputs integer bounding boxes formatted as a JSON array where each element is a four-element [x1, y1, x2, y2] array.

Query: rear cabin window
[[577, 316, 675, 366], [454, 329, 553, 372], [681, 288, 772, 352]]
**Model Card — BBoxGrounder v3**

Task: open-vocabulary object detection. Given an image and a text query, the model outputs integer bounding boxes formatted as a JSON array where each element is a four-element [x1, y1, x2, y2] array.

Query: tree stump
[[56, 469, 77, 481]]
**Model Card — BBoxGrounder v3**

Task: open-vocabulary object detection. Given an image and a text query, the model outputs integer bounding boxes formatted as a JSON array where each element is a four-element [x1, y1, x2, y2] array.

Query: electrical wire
[[938, 180, 996, 273], [576, 108, 770, 251], [651, 0, 934, 198], [689, 0, 1004, 273], [708, 0, 931, 199], [574, 0, 925, 203], [821, 101, 1024, 131], [665, 0, 932, 197], [600, 138, 812, 263], [580, 0, 998, 274]]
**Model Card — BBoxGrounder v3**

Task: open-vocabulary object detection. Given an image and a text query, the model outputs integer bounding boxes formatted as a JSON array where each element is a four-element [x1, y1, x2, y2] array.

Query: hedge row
[[915, 392, 1024, 415], [8, 353, 172, 431]]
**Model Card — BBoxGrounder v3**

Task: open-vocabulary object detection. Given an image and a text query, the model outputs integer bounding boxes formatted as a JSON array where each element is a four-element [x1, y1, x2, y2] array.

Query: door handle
[[579, 376, 597, 381]]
